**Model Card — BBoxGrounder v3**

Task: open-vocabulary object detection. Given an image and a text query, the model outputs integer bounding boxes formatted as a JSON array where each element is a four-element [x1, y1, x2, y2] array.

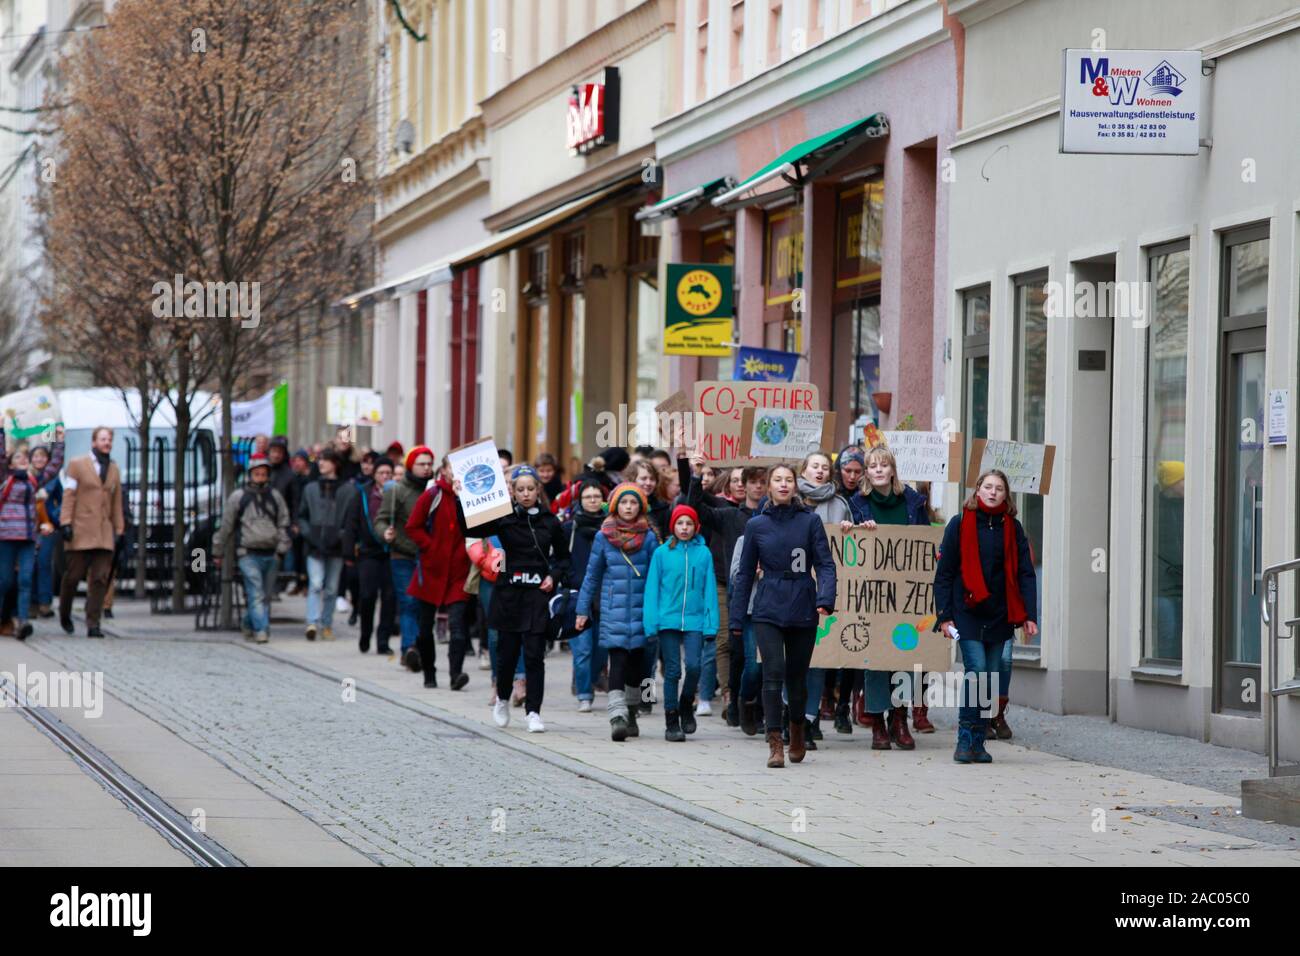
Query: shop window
[[1012, 273, 1048, 650], [764, 204, 803, 357], [1142, 242, 1189, 665], [522, 246, 550, 461], [961, 286, 990, 477]]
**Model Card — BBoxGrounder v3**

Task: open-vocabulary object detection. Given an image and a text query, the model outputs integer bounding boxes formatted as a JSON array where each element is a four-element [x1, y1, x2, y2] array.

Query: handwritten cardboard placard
[[965, 438, 1056, 494], [810, 523, 952, 672], [653, 390, 691, 449], [449, 436, 513, 528], [880, 430, 963, 483], [737, 407, 837, 464], [693, 380, 820, 466], [0, 387, 62, 449]]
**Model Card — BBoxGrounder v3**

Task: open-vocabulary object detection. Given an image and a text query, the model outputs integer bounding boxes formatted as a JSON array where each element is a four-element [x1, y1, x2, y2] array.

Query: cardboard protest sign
[[326, 387, 384, 427], [738, 407, 837, 464], [810, 523, 952, 673], [448, 437, 512, 528], [654, 390, 691, 449], [0, 387, 62, 450], [693, 380, 820, 466], [881, 430, 963, 483], [965, 438, 1056, 494]]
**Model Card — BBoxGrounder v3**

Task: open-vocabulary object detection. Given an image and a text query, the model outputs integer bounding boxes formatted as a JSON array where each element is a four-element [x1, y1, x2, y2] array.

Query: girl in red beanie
[[642, 504, 718, 741]]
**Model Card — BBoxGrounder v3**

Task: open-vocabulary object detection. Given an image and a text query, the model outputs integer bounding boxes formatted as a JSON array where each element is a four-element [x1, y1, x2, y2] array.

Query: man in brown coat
[[59, 425, 125, 638]]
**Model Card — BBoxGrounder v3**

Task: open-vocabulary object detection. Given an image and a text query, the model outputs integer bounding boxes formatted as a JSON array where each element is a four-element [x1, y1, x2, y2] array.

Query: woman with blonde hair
[[853, 444, 934, 750], [933, 468, 1038, 764]]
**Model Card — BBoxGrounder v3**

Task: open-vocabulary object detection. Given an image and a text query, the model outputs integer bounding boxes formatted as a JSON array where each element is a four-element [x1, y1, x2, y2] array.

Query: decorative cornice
[[483, 144, 655, 233], [480, 0, 675, 130], [379, 114, 486, 201], [375, 158, 490, 245], [945, 0, 1028, 29]]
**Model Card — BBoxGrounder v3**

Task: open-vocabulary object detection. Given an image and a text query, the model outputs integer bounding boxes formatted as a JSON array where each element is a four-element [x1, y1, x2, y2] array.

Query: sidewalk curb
[[236, 641, 852, 868]]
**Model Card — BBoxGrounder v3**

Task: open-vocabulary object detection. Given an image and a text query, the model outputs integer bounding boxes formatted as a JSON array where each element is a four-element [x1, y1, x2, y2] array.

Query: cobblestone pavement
[[24, 631, 798, 867]]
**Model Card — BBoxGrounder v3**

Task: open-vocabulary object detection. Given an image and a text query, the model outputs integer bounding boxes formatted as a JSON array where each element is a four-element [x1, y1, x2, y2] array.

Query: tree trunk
[[134, 387, 151, 601], [218, 365, 236, 629]]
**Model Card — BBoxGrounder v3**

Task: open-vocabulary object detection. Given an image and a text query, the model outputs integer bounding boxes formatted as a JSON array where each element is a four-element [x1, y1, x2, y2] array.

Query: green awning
[[635, 177, 732, 221], [712, 113, 888, 207]]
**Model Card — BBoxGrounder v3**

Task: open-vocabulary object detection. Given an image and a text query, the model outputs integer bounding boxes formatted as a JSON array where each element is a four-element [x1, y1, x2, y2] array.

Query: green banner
[[664, 263, 733, 356]]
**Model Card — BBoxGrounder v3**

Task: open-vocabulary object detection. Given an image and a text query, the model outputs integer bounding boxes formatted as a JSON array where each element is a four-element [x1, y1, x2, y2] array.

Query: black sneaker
[[376, 644, 392, 656], [103, 608, 114, 619], [348, 610, 359, 627], [87, 627, 104, 639], [17, 621, 33, 641], [809, 718, 824, 741], [610, 716, 628, 742], [60, 614, 74, 635], [359, 636, 370, 653], [404, 648, 421, 672], [305, 624, 317, 641], [679, 699, 698, 735], [423, 678, 438, 689], [451, 672, 469, 691]]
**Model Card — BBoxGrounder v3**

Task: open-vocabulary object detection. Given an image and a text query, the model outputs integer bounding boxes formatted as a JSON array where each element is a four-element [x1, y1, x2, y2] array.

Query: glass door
[[1217, 328, 1266, 714]]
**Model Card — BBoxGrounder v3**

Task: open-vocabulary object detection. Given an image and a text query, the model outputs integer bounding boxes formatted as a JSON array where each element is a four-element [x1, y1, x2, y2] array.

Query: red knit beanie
[[670, 503, 699, 533], [405, 445, 432, 472]]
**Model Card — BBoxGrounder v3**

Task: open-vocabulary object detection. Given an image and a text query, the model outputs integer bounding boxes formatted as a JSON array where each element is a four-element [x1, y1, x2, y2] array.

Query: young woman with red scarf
[[933, 469, 1039, 764]]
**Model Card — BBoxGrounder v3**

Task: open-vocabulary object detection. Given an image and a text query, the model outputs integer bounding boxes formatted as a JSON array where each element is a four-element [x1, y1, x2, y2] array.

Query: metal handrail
[[1259, 558, 1300, 777]]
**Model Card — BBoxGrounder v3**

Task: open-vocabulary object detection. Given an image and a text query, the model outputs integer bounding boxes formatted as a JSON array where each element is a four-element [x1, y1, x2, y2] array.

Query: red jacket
[[405, 478, 471, 605]]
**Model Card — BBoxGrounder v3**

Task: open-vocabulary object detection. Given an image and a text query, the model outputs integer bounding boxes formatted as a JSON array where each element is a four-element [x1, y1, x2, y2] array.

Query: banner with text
[[693, 380, 820, 466]]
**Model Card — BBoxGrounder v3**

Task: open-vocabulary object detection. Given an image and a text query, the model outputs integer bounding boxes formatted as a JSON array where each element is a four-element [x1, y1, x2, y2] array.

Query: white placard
[[326, 387, 383, 427], [978, 439, 1048, 495], [1061, 49, 1201, 155], [448, 437, 513, 528], [0, 386, 62, 448], [882, 430, 952, 483], [1268, 389, 1288, 446]]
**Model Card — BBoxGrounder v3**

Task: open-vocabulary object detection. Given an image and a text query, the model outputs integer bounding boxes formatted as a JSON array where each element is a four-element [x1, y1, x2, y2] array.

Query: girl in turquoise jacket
[[643, 504, 719, 741]]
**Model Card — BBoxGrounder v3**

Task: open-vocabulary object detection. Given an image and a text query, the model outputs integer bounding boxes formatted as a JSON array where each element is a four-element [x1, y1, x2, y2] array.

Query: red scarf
[[601, 514, 648, 553], [959, 500, 1028, 625]]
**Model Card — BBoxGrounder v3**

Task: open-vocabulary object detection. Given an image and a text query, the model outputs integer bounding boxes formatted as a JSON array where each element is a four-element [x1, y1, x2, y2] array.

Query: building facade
[[648, 0, 960, 462], [946, 0, 1300, 759]]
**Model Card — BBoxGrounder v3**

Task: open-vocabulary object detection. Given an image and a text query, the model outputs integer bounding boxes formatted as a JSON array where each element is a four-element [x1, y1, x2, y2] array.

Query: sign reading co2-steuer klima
[[1060, 49, 1201, 155], [449, 437, 512, 528], [811, 523, 952, 673]]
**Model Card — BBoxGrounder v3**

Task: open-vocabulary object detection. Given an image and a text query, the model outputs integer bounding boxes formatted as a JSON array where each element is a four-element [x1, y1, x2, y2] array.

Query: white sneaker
[[696, 699, 713, 716], [478, 650, 490, 671], [526, 712, 545, 733], [335, 596, 351, 613], [578, 699, 592, 713], [492, 698, 510, 728]]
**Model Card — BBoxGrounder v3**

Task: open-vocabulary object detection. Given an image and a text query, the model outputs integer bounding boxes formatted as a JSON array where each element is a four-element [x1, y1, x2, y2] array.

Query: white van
[[57, 388, 223, 586]]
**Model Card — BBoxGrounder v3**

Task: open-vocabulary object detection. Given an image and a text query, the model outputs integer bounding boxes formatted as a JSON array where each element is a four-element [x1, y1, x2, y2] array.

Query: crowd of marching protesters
[[208, 428, 1037, 768], [5, 419, 1037, 769]]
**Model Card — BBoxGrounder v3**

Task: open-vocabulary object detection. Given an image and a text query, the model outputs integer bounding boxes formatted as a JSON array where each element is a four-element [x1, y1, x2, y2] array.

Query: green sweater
[[867, 489, 909, 526]]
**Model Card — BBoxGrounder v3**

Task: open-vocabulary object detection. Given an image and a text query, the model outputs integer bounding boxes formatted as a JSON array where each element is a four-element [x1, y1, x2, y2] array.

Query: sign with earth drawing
[[664, 263, 733, 356], [448, 436, 513, 528], [811, 523, 953, 673]]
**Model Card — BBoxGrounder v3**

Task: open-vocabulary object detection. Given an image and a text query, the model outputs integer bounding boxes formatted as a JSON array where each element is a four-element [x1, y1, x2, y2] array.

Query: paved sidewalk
[[128, 593, 1299, 867], [56, 593, 1299, 867]]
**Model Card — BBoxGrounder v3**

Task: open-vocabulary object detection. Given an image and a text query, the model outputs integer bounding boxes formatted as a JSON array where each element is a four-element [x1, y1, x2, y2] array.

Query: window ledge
[[1011, 648, 1043, 668], [1131, 664, 1185, 685]]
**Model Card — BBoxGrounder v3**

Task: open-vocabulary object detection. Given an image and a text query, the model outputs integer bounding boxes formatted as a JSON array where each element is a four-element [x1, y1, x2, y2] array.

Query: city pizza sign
[[566, 67, 620, 156]]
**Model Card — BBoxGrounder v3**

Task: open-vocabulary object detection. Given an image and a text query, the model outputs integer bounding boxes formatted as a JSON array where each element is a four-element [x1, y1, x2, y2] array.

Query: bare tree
[[40, 0, 375, 615]]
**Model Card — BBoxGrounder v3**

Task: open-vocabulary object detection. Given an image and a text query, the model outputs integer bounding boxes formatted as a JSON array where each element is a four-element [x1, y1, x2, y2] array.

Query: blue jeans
[[995, 636, 1012, 697], [0, 540, 35, 621], [34, 534, 56, 606], [238, 553, 278, 635], [699, 637, 718, 700], [658, 629, 704, 712], [390, 558, 419, 652], [737, 622, 761, 700], [957, 638, 1003, 724], [803, 668, 827, 721], [306, 554, 344, 628], [568, 621, 607, 701], [1156, 595, 1182, 661]]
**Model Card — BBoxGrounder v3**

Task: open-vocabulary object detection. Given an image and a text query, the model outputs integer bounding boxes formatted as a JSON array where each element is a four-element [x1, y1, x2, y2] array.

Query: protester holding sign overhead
[[933, 468, 1038, 765], [729, 463, 836, 770], [854, 445, 934, 751]]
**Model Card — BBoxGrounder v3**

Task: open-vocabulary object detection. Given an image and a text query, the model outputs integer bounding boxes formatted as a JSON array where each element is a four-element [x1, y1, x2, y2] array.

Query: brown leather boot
[[788, 717, 807, 763], [853, 689, 872, 728], [765, 730, 785, 768], [889, 707, 915, 750], [912, 704, 935, 733], [991, 696, 1012, 739], [871, 714, 891, 750]]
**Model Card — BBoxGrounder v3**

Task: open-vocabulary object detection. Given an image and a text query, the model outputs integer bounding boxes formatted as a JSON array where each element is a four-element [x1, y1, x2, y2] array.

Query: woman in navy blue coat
[[729, 464, 836, 769], [575, 483, 658, 742], [933, 468, 1038, 764]]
